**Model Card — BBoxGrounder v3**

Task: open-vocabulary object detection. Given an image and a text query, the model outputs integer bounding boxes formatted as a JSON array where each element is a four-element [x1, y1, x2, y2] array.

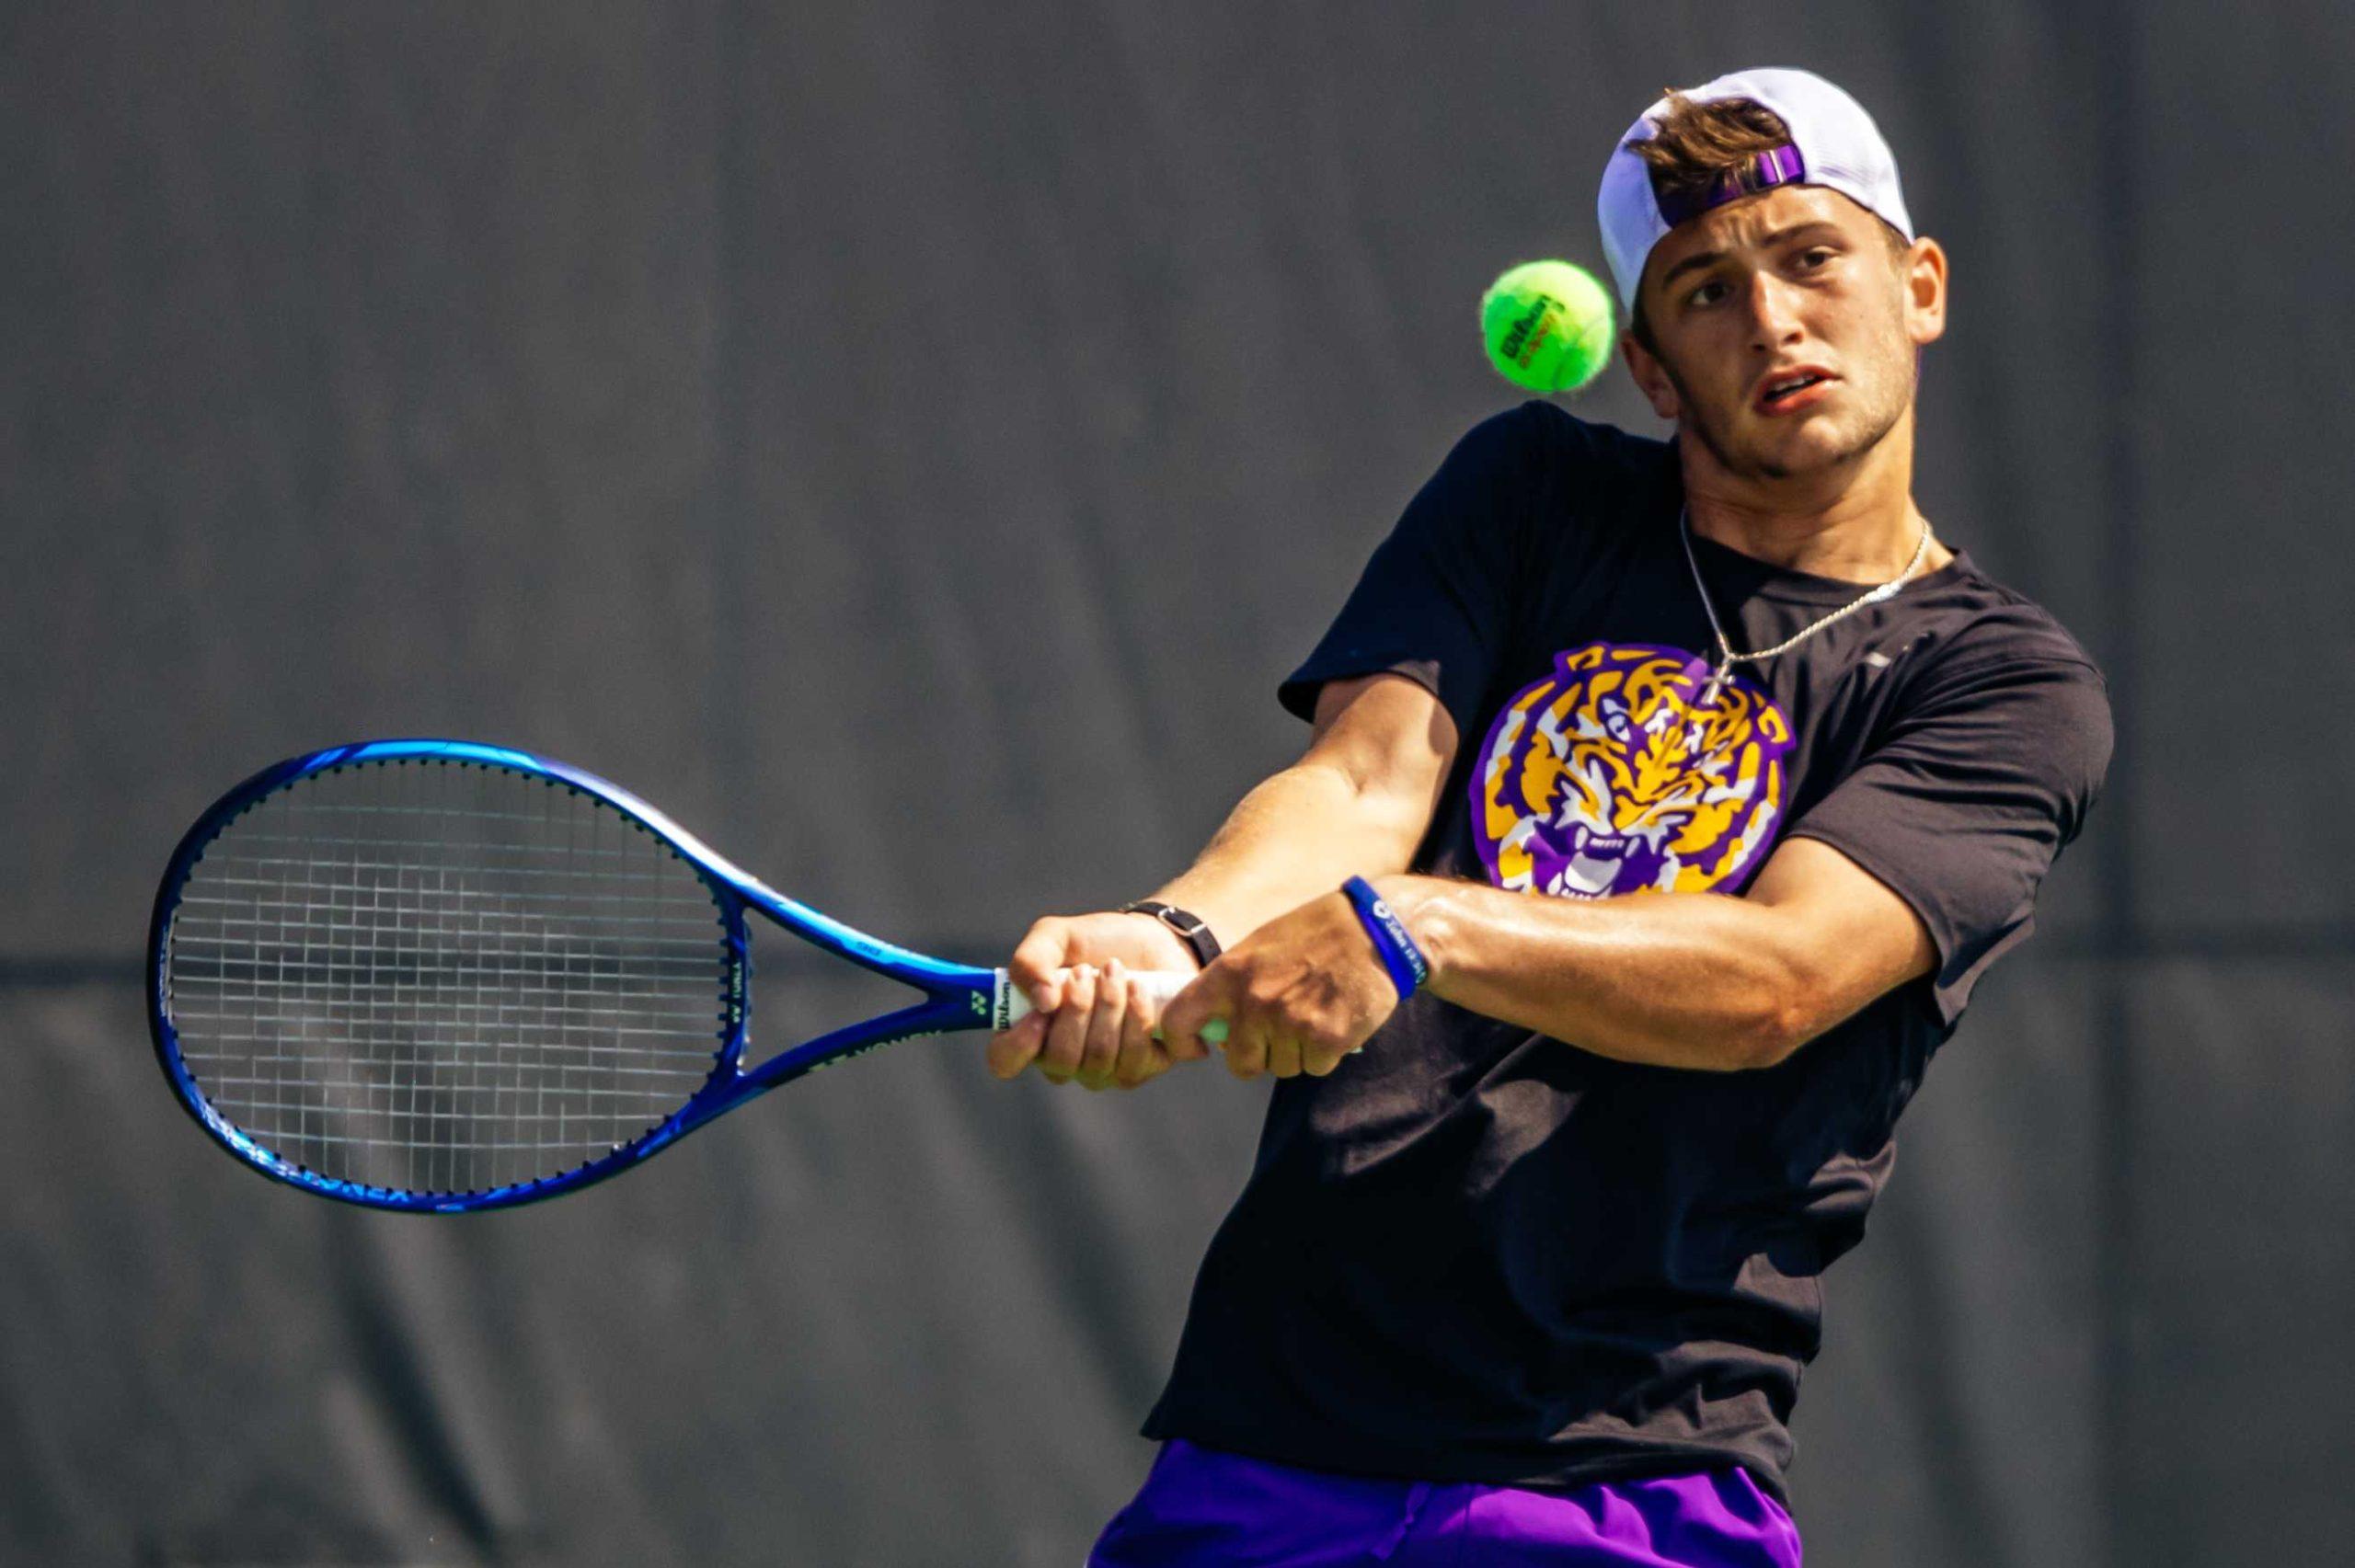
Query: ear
[[1621, 326, 1681, 421], [1902, 235, 1948, 348]]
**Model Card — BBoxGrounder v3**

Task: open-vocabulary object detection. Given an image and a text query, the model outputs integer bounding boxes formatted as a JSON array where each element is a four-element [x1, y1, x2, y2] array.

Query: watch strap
[[1118, 899, 1223, 970]]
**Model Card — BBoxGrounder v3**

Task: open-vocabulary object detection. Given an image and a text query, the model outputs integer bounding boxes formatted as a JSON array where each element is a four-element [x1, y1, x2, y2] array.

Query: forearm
[[1381, 875, 1814, 1070], [1150, 761, 1427, 950]]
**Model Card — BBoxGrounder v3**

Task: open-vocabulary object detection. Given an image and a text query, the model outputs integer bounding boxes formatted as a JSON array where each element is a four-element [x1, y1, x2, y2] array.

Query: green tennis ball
[[1479, 259, 1614, 395]]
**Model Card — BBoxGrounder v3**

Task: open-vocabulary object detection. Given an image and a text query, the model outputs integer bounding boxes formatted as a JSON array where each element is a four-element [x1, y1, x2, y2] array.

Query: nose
[[1742, 269, 1807, 351]]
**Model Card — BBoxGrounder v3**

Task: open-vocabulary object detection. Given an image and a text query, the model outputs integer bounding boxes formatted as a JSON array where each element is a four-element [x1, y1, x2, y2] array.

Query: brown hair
[[1625, 91, 1908, 349], [1628, 90, 1795, 209]]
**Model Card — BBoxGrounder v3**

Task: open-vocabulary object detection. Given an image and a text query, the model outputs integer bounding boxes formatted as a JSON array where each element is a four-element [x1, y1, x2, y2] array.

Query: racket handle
[[991, 967, 1229, 1047]]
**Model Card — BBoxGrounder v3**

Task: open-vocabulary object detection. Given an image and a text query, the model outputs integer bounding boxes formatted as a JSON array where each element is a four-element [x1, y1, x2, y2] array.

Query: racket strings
[[163, 760, 730, 1196]]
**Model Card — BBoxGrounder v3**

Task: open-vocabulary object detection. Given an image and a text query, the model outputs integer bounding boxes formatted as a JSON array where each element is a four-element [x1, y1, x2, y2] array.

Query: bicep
[[1303, 672, 1459, 835], [1743, 835, 1939, 1047]]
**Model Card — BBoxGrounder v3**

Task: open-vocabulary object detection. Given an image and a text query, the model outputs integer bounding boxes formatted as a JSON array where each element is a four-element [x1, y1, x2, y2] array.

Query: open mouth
[[1755, 368, 1835, 414]]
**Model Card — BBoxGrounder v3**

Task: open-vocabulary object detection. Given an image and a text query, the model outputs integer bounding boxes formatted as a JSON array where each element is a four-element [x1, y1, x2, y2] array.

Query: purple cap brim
[[1653, 143, 1809, 227]]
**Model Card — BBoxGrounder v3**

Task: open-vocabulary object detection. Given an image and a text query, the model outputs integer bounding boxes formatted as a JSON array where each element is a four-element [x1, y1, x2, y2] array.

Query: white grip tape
[[990, 966, 1195, 1032]]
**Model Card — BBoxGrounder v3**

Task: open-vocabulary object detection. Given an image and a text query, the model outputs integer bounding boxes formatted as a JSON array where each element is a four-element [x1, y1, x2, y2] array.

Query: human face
[[1624, 185, 1945, 483]]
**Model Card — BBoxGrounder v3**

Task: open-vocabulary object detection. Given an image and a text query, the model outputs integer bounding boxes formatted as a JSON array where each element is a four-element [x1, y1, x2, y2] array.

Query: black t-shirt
[[1141, 403, 2113, 1505]]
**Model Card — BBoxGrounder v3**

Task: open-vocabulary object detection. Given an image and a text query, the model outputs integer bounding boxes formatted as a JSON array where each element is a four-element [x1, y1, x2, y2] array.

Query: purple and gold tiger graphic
[[1471, 642, 1794, 898]]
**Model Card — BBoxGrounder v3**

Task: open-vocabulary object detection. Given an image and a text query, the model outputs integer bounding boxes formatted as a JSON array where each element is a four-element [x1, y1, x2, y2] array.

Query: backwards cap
[[1595, 67, 1913, 313]]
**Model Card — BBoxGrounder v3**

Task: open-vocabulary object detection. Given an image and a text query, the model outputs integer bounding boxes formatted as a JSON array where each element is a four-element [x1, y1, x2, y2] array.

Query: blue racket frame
[[148, 738, 1008, 1214]]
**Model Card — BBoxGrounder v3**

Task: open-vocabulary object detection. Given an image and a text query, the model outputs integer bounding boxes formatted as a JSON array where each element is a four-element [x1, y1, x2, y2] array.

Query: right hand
[[987, 911, 1203, 1090]]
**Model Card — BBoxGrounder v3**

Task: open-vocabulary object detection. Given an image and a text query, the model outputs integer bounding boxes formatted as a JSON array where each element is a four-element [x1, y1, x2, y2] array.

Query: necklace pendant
[[1697, 653, 1735, 710], [1677, 652, 1724, 712]]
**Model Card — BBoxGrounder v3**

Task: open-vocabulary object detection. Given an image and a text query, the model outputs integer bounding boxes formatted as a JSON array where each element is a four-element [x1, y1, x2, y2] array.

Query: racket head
[[148, 740, 753, 1212]]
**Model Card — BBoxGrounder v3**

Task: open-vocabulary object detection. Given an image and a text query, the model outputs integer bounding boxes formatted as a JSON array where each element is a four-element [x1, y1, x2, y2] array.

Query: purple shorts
[[1087, 1439, 1801, 1567]]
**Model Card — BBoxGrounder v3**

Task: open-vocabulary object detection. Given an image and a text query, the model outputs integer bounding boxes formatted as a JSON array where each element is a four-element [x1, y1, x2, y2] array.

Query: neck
[[1678, 404, 1952, 582]]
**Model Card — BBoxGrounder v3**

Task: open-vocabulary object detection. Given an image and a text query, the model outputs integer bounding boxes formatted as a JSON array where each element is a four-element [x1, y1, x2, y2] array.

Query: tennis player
[[992, 67, 2111, 1566]]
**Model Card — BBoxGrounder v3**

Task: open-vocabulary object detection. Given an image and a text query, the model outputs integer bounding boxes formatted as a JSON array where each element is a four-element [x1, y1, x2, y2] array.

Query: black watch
[[1118, 899, 1223, 970]]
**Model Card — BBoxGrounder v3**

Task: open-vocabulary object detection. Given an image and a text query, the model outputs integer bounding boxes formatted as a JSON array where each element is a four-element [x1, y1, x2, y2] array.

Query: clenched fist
[[1155, 891, 1402, 1081], [987, 910, 1201, 1089]]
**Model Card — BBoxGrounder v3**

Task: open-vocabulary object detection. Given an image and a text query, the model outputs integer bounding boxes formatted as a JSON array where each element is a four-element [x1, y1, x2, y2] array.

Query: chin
[[1737, 421, 1864, 479]]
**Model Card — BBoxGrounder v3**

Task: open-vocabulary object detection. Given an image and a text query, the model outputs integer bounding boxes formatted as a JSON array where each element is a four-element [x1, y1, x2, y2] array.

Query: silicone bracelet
[[1341, 876, 1430, 1002]]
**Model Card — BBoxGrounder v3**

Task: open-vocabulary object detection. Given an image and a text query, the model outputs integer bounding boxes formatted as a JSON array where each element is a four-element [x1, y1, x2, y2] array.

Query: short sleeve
[[1786, 648, 2115, 1027], [1277, 404, 1555, 742]]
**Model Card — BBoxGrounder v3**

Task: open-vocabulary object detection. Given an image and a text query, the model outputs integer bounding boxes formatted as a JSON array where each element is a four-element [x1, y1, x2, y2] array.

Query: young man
[[991, 67, 2112, 1566]]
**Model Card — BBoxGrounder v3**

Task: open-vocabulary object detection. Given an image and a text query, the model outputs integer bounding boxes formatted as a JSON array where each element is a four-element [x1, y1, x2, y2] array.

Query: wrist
[[1342, 875, 1432, 1001], [1108, 911, 1192, 972], [1116, 901, 1221, 970], [1368, 875, 1454, 989]]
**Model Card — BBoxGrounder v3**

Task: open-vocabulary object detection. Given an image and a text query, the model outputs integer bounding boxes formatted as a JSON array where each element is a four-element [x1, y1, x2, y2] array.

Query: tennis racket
[[147, 739, 1210, 1212]]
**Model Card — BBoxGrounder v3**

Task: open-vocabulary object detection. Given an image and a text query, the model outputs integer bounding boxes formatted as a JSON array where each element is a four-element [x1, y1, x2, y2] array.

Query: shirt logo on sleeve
[[1471, 642, 1794, 898]]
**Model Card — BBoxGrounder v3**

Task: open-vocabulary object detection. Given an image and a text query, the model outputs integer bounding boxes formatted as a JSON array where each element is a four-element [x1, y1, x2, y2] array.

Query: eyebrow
[[1657, 221, 1846, 292]]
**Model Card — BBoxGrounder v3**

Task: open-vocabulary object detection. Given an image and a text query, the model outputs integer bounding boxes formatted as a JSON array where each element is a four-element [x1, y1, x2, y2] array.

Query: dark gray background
[[5, 4, 2348, 1564]]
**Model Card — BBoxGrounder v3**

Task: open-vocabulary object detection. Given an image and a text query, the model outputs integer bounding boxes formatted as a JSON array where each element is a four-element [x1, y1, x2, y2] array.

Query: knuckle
[[1243, 975, 1289, 1009]]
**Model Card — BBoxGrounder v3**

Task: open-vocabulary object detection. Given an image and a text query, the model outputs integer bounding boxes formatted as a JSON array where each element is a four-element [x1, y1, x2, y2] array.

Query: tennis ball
[[1479, 259, 1614, 395]]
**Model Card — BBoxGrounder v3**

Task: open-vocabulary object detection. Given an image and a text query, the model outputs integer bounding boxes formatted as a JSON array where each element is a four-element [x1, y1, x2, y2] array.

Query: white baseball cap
[[1595, 67, 1914, 313]]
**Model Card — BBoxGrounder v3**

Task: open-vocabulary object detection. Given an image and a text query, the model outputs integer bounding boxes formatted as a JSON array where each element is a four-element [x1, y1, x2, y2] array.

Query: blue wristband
[[1341, 876, 1430, 1002]]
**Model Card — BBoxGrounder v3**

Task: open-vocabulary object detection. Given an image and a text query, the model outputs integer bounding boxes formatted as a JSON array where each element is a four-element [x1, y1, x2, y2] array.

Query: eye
[[1797, 246, 1835, 269], [1684, 279, 1729, 308]]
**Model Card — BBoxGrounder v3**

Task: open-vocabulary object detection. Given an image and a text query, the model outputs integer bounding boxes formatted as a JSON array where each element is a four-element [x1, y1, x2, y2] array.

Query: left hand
[[1158, 889, 1403, 1080], [990, 910, 1200, 1089]]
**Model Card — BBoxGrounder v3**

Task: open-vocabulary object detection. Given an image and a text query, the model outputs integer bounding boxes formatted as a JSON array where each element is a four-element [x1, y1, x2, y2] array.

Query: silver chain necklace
[[1679, 505, 1930, 706]]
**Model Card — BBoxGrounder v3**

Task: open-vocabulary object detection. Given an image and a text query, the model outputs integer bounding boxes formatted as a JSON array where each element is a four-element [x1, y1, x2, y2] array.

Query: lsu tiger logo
[[1471, 642, 1794, 898]]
